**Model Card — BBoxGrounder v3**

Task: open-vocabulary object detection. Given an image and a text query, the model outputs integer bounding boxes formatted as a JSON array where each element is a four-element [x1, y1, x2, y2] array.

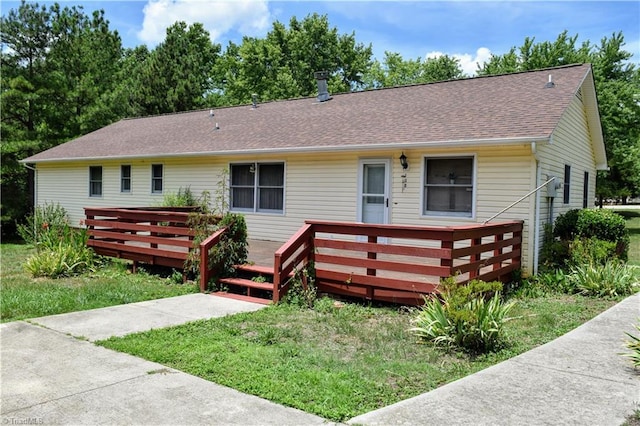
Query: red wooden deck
[[85, 207, 522, 306]]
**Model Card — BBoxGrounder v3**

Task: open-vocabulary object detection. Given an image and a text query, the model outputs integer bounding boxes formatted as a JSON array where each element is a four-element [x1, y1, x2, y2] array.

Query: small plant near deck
[[282, 263, 317, 308], [411, 278, 515, 353], [19, 204, 96, 278], [160, 186, 210, 210], [622, 320, 640, 368]]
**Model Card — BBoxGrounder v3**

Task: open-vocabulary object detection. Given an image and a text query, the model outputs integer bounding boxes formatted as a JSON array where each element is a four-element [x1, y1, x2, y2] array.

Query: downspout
[[533, 159, 542, 275], [23, 163, 38, 239]]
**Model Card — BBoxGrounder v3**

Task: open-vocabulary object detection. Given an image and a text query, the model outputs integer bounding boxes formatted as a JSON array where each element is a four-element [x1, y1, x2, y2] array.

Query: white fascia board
[[21, 136, 551, 164]]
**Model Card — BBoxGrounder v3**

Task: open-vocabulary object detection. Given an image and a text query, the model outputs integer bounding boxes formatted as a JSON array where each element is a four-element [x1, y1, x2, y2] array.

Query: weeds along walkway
[[348, 292, 640, 426]]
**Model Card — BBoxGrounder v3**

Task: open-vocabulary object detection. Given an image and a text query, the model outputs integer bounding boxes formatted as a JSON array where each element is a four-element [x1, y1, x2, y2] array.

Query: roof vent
[[251, 93, 258, 109], [545, 74, 555, 88], [314, 71, 331, 102]]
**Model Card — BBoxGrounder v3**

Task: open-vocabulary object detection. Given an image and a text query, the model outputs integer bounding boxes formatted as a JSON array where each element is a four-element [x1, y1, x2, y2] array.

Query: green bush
[[161, 187, 210, 210], [622, 320, 640, 368], [24, 239, 96, 278], [568, 237, 617, 266], [18, 204, 97, 278], [16, 202, 69, 247], [553, 209, 580, 240], [282, 264, 317, 308], [547, 209, 630, 267], [567, 261, 638, 298], [410, 278, 515, 353]]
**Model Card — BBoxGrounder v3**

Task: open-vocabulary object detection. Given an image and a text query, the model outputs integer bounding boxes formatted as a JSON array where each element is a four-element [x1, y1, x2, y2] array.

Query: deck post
[[493, 233, 504, 271]]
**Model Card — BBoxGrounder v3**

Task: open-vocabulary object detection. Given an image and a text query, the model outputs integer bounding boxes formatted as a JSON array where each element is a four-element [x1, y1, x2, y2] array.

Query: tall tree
[[363, 52, 463, 88], [212, 14, 373, 105], [478, 31, 640, 201], [135, 22, 220, 115]]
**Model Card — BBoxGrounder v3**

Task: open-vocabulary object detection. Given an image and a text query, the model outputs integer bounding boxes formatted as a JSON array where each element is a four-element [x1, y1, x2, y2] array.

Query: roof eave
[[21, 136, 551, 164]]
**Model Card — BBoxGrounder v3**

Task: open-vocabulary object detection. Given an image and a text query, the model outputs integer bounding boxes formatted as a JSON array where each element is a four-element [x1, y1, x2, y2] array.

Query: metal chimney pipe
[[313, 71, 331, 102]]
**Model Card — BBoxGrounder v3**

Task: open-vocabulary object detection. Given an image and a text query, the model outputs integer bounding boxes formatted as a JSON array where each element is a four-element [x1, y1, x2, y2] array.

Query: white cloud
[[138, 0, 271, 46], [426, 47, 493, 76]]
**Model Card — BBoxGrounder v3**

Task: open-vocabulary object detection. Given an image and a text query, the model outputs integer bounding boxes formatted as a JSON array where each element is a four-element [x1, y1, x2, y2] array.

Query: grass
[[0, 243, 198, 322], [97, 295, 616, 422], [615, 209, 640, 266]]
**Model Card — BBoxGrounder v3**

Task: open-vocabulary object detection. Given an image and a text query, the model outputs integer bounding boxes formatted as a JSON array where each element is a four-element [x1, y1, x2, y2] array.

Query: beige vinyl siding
[[390, 146, 535, 272], [534, 92, 598, 260], [35, 147, 537, 272]]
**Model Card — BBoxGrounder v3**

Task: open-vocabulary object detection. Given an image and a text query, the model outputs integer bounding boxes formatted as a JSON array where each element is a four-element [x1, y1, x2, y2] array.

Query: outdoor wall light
[[399, 152, 408, 170]]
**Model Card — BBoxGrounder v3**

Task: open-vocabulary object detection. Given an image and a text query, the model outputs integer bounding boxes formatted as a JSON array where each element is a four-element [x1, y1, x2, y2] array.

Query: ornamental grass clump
[[567, 261, 639, 298], [411, 278, 516, 353], [19, 204, 96, 278], [622, 320, 640, 368]]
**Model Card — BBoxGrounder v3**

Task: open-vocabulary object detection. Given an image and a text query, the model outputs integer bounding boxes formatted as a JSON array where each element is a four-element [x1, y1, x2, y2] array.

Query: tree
[[135, 22, 220, 115], [478, 31, 640, 201], [362, 52, 463, 89], [212, 14, 373, 105]]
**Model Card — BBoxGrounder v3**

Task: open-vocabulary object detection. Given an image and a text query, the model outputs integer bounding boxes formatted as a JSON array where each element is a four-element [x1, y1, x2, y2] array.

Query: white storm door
[[358, 159, 390, 225]]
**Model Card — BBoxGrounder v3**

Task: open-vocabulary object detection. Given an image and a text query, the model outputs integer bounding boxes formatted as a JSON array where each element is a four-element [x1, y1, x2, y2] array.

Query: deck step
[[219, 277, 273, 291], [235, 264, 274, 276], [212, 292, 271, 305]]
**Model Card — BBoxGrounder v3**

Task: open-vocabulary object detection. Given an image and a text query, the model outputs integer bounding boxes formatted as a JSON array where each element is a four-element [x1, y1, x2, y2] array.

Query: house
[[22, 63, 606, 275]]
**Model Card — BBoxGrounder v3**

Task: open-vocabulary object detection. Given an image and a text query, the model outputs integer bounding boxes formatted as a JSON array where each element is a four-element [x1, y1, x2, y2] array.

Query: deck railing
[[84, 206, 210, 272], [274, 220, 523, 305], [199, 226, 228, 292]]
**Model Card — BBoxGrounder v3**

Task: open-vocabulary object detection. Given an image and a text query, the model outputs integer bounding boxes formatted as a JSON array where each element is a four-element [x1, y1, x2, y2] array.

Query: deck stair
[[215, 264, 276, 305]]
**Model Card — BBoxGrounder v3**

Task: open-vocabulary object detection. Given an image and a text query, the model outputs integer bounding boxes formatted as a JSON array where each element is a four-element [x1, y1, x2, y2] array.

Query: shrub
[[567, 261, 638, 298], [17, 202, 69, 246], [161, 187, 210, 210], [186, 212, 248, 287], [282, 264, 317, 308], [568, 237, 617, 266], [548, 209, 630, 266], [622, 320, 640, 368], [553, 209, 580, 240], [410, 278, 515, 353], [24, 232, 96, 278]]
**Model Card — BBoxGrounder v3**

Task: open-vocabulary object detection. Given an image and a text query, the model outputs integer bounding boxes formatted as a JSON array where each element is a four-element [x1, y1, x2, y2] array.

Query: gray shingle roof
[[24, 64, 594, 163]]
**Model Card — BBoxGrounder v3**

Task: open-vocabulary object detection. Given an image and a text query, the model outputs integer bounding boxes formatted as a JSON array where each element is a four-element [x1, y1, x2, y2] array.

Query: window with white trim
[[151, 164, 163, 194], [230, 163, 284, 213], [89, 166, 102, 197], [121, 165, 131, 193], [423, 157, 473, 217]]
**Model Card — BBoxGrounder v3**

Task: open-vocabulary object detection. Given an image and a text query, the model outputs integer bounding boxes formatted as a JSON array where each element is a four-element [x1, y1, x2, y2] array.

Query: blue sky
[[2, 1, 638, 75]]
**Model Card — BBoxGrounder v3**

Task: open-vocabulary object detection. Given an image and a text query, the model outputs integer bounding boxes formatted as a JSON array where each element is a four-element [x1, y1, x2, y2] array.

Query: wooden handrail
[[273, 223, 314, 302], [199, 226, 228, 292]]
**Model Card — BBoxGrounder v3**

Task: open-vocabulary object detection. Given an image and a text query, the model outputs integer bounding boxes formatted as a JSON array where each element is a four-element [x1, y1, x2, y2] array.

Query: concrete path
[[1, 294, 328, 425], [350, 293, 640, 426], [1, 292, 638, 425]]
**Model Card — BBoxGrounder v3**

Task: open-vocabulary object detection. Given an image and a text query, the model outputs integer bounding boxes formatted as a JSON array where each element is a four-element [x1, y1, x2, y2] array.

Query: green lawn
[[0, 244, 198, 322], [615, 209, 640, 266], [98, 295, 616, 421]]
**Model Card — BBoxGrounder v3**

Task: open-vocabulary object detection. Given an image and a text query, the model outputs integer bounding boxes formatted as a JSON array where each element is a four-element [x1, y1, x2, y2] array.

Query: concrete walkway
[[1, 292, 639, 425]]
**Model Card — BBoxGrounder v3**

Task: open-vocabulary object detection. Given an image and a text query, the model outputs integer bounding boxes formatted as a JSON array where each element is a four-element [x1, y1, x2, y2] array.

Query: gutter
[[21, 136, 552, 164]]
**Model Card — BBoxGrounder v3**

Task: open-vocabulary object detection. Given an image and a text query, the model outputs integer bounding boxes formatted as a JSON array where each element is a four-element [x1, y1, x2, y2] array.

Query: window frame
[[89, 166, 103, 198], [563, 164, 571, 204], [421, 154, 476, 219], [151, 164, 163, 194], [229, 162, 285, 214], [583, 171, 589, 208], [121, 165, 131, 193]]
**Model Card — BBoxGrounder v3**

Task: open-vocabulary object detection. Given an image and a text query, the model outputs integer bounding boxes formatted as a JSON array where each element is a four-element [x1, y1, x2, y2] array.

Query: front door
[[358, 159, 390, 225]]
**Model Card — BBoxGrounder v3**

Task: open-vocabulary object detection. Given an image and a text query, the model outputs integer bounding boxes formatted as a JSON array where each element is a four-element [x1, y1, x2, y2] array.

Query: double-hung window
[[151, 164, 163, 194], [230, 163, 284, 213], [121, 165, 131, 193], [423, 156, 474, 217], [89, 166, 103, 197]]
